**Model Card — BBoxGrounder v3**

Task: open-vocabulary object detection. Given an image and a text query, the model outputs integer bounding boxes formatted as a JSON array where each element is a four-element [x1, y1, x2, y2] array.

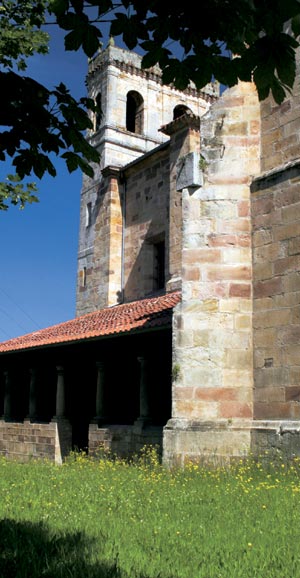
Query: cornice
[[88, 56, 218, 104]]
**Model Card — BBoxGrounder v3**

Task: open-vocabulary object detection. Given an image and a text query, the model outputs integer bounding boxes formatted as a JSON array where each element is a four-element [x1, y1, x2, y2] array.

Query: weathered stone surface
[[1, 45, 300, 467]]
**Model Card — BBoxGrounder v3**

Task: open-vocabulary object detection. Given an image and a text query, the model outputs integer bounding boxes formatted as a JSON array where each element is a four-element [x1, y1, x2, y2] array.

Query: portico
[[0, 292, 179, 463]]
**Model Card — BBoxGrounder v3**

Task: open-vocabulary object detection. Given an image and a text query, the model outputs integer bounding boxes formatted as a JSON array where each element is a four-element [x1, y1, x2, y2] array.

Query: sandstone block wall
[[164, 82, 261, 466], [164, 119, 201, 291], [89, 423, 163, 458], [252, 47, 300, 422], [0, 420, 56, 462], [0, 419, 72, 464], [123, 146, 171, 300], [252, 172, 300, 419], [173, 82, 260, 423], [260, 49, 300, 173], [77, 43, 217, 316], [77, 168, 123, 312]]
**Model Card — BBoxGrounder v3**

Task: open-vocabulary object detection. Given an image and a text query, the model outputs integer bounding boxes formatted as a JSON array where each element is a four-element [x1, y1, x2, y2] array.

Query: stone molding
[[88, 56, 217, 104]]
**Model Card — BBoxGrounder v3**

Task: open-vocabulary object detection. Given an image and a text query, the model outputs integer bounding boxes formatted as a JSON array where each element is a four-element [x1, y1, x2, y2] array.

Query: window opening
[[95, 93, 102, 131], [86, 202, 92, 227], [82, 267, 87, 288], [126, 91, 144, 134], [173, 104, 192, 120]]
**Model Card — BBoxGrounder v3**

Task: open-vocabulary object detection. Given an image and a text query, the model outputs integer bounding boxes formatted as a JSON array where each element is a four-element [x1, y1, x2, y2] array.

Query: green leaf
[[276, 55, 296, 89], [110, 13, 128, 37], [292, 13, 300, 37], [64, 29, 84, 52], [82, 24, 102, 57], [270, 79, 287, 105], [76, 157, 94, 177], [161, 64, 176, 86], [49, 0, 69, 16], [61, 151, 79, 172], [93, 0, 113, 17], [253, 65, 274, 90], [57, 12, 88, 31], [212, 56, 238, 87], [142, 47, 164, 69], [70, 0, 84, 13], [0, 176, 39, 210]]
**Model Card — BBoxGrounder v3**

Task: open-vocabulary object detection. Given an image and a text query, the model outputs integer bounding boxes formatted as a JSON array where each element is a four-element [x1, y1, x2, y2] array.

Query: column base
[[51, 417, 72, 464], [163, 418, 300, 467], [25, 415, 39, 424], [251, 419, 300, 460], [163, 418, 252, 467], [90, 416, 108, 426], [52, 415, 67, 422], [133, 417, 152, 433]]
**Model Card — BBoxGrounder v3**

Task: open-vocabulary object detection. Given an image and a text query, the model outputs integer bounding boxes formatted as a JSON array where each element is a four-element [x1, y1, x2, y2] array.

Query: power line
[[0, 324, 14, 340], [0, 286, 41, 331], [0, 304, 32, 335]]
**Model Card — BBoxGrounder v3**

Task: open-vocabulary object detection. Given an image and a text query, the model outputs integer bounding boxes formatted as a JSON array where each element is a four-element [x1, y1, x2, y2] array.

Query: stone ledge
[[163, 418, 300, 466]]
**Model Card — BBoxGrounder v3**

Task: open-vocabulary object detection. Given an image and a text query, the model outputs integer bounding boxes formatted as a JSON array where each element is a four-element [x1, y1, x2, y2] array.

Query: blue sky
[[0, 26, 98, 341]]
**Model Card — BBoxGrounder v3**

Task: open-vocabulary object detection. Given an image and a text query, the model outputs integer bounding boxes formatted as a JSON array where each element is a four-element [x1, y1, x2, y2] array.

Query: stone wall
[[123, 145, 171, 300], [89, 423, 163, 458], [77, 43, 217, 317], [252, 47, 300, 424], [164, 81, 261, 466], [252, 166, 300, 421], [260, 48, 300, 173], [0, 419, 72, 464]]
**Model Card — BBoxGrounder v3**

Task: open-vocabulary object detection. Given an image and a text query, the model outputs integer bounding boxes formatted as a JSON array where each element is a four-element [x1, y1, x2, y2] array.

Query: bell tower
[[76, 40, 217, 316]]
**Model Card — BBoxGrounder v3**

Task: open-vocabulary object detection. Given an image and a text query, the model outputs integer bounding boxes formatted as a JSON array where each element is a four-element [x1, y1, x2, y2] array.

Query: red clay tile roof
[[0, 291, 181, 354]]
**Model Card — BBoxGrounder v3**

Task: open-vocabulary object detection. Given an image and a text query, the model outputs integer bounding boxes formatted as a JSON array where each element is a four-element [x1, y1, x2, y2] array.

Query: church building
[[0, 41, 299, 466]]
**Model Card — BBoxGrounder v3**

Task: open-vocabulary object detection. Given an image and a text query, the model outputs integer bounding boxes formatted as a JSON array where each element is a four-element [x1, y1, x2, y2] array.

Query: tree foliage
[[50, 0, 300, 101], [1, 0, 300, 209], [0, 0, 99, 209]]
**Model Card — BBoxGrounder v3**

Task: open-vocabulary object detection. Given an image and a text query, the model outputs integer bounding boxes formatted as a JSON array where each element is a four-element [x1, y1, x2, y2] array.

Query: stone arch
[[173, 104, 192, 120], [126, 91, 144, 134]]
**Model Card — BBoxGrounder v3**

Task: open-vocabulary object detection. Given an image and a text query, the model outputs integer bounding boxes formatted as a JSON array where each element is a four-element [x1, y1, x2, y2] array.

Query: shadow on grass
[[0, 518, 120, 578]]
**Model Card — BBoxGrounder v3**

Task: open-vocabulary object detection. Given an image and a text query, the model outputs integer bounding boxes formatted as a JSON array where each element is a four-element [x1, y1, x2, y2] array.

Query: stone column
[[3, 370, 12, 421], [55, 365, 65, 418], [93, 361, 106, 424], [52, 365, 72, 464], [137, 356, 151, 423], [28, 368, 38, 422]]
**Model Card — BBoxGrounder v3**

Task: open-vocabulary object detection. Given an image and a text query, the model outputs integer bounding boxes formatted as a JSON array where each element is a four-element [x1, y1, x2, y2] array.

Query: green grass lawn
[[1, 447, 300, 577]]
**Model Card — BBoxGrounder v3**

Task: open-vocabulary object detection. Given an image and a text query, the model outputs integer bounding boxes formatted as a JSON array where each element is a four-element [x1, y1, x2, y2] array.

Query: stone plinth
[[89, 423, 163, 459]]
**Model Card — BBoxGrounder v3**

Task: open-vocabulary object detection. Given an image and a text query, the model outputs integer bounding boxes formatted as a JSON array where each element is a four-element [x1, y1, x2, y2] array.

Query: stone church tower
[[0, 42, 300, 466], [76, 40, 217, 316]]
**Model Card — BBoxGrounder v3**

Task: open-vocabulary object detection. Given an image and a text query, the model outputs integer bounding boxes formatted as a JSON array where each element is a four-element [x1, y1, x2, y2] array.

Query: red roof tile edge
[[0, 291, 182, 354]]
